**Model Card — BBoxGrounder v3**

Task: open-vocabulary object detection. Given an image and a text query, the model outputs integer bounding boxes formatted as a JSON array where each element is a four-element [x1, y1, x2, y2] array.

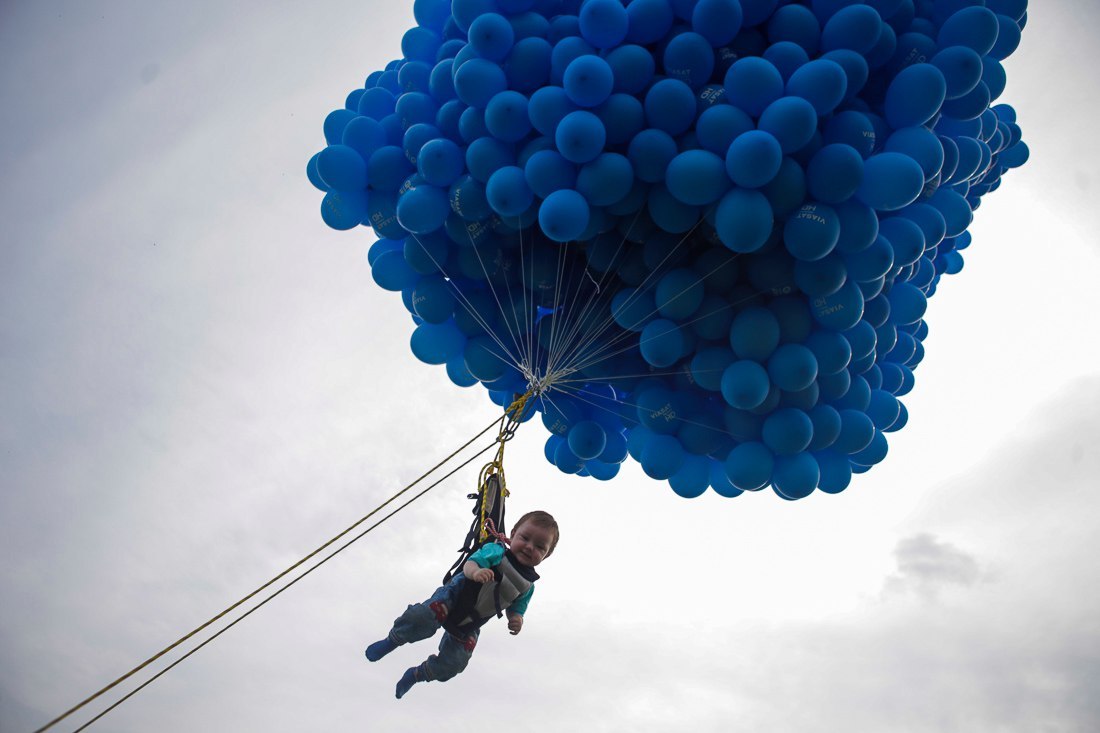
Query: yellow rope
[[476, 388, 535, 541], [33, 409, 516, 733]]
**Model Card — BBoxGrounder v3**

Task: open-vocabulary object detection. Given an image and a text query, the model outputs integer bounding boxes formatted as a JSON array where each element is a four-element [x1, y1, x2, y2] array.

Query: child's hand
[[468, 567, 495, 584], [507, 613, 523, 635]]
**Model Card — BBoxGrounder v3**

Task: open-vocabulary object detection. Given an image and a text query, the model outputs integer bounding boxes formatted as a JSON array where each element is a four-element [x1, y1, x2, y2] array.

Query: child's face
[[510, 520, 555, 567]]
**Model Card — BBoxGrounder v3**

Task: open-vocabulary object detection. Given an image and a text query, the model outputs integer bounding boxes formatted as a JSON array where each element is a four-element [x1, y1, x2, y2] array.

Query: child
[[365, 510, 559, 698]]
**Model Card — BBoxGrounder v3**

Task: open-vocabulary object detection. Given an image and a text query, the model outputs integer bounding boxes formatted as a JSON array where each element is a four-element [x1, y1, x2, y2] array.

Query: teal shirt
[[468, 543, 535, 616]]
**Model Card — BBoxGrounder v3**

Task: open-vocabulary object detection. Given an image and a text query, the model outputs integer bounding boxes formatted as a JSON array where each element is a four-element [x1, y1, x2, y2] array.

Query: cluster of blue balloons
[[309, 0, 1028, 500]]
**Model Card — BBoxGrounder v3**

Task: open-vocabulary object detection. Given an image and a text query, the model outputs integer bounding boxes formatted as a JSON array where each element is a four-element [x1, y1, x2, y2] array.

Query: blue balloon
[[452, 58, 508, 109], [927, 188, 973, 237], [856, 153, 925, 211], [627, 129, 678, 184], [524, 149, 577, 198], [850, 429, 889, 467], [725, 131, 784, 189], [563, 54, 615, 107], [758, 96, 819, 154], [807, 403, 842, 450], [707, 459, 744, 498], [655, 268, 705, 320], [640, 319, 688, 367], [723, 56, 785, 117], [730, 306, 781, 360], [555, 110, 606, 163], [528, 86, 577, 136], [821, 4, 883, 54], [784, 203, 841, 261], [762, 408, 814, 455], [691, 347, 735, 392], [486, 166, 535, 217], [725, 441, 775, 492], [811, 278, 865, 330], [990, 14, 1022, 60], [885, 127, 945, 180], [467, 12, 515, 62], [321, 190, 370, 230], [341, 116, 387, 159], [417, 138, 465, 187], [317, 145, 368, 191], [568, 420, 608, 460], [573, 152, 632, 207], [371, 248, 419, 291], [669, 455, 712, 498], [644, 79, 697, 136], [767, 4, 823, 55], [692, 0, 744, 47], [599, 429, 629, 463], [763, 40, 811, 81], [762, 157, 809, 217], [880, 216, 926, 268], [715, 189, 774, 253], [696, 105, 755, 154], [886, 281, 927, 324], [721, 360, 771, 410], [484, 90, 532, 142], [612, 287, 657, 332], [667, 150, 730, 205], [579, 0, 629, 48], [786, 59, 848, 115], [938, 6, 1000, 56], [410, 274, 456, 323], [625, 0, 675, 45], [604, 44, 657, 95], [885, 63, 947, 128], [640, 434, 686, 480], [834, 408, 874, 454], [396, 184, 450, 234], [539, 188, 590, 242], [411, 320, 466, 364], [931, 45, 984, 100], [807, 144, 864, 204], [663, 32, 715, 89], [821, 49, 870, 102], [815, 450, 852, 493], [767, 344, 819, 392], [648, 185, 700, 234], [772, 452, 819, 500], [506, 37, 553, 92], [554, 439, 585, 474]]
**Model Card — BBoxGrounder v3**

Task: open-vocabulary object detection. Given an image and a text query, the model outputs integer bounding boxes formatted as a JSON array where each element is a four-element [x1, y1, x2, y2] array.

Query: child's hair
[[512, 510, 560, 557]]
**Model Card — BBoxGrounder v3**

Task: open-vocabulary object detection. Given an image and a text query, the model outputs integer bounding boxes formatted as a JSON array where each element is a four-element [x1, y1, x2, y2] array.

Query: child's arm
[[506, 611, 523, 635], [463, 560, 494, 584]]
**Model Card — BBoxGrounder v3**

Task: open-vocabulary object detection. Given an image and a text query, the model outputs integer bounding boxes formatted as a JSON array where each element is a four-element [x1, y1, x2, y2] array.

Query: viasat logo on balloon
[[813, 298, 846, 317], [794, 205, 828, 226], [699, 86, 723, 104], [371, 210, 395, 230], [651, 404, 677, 424]]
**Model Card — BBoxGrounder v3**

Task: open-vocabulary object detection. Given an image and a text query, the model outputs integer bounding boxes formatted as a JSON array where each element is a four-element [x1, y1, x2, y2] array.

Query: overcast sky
[[2, 1, 1099, 732]]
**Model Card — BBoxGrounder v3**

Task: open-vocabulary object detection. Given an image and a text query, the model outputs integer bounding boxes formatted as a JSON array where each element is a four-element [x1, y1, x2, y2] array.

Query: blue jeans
[[387, 574, 480, 682]]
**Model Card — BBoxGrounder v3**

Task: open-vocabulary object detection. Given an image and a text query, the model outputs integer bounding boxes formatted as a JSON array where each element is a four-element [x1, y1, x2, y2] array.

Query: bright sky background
[[2, 1, 1099, 731]]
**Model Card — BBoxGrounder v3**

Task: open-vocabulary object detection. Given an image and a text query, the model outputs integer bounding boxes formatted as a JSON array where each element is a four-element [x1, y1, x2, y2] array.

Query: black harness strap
[[442, 472, 507, 585]]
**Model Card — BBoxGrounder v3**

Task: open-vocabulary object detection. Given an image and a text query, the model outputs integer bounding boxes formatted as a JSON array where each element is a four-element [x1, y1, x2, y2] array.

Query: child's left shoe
[[365, 638, 397, 661], [395, 667, 419, 699]]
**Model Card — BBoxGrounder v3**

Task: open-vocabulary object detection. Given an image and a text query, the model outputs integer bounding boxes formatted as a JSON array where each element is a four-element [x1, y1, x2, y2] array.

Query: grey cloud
[[883, 533, 984, 601]]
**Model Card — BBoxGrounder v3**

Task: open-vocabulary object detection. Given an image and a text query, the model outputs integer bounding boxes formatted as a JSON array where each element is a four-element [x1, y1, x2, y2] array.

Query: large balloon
[[311, 0, 1029, 500]]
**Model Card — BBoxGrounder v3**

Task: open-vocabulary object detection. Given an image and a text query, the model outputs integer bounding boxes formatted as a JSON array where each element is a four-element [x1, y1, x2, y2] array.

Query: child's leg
[[395, 630, 478, 699], [421, 629, 479, 682], [367, 575, 465, 661], [389, 576, 464, 644]]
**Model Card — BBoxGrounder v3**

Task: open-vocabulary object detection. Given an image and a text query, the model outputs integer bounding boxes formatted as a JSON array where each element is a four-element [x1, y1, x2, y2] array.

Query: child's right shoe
[[395, 667, 419, 699], [365, 638, 397, 661]]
